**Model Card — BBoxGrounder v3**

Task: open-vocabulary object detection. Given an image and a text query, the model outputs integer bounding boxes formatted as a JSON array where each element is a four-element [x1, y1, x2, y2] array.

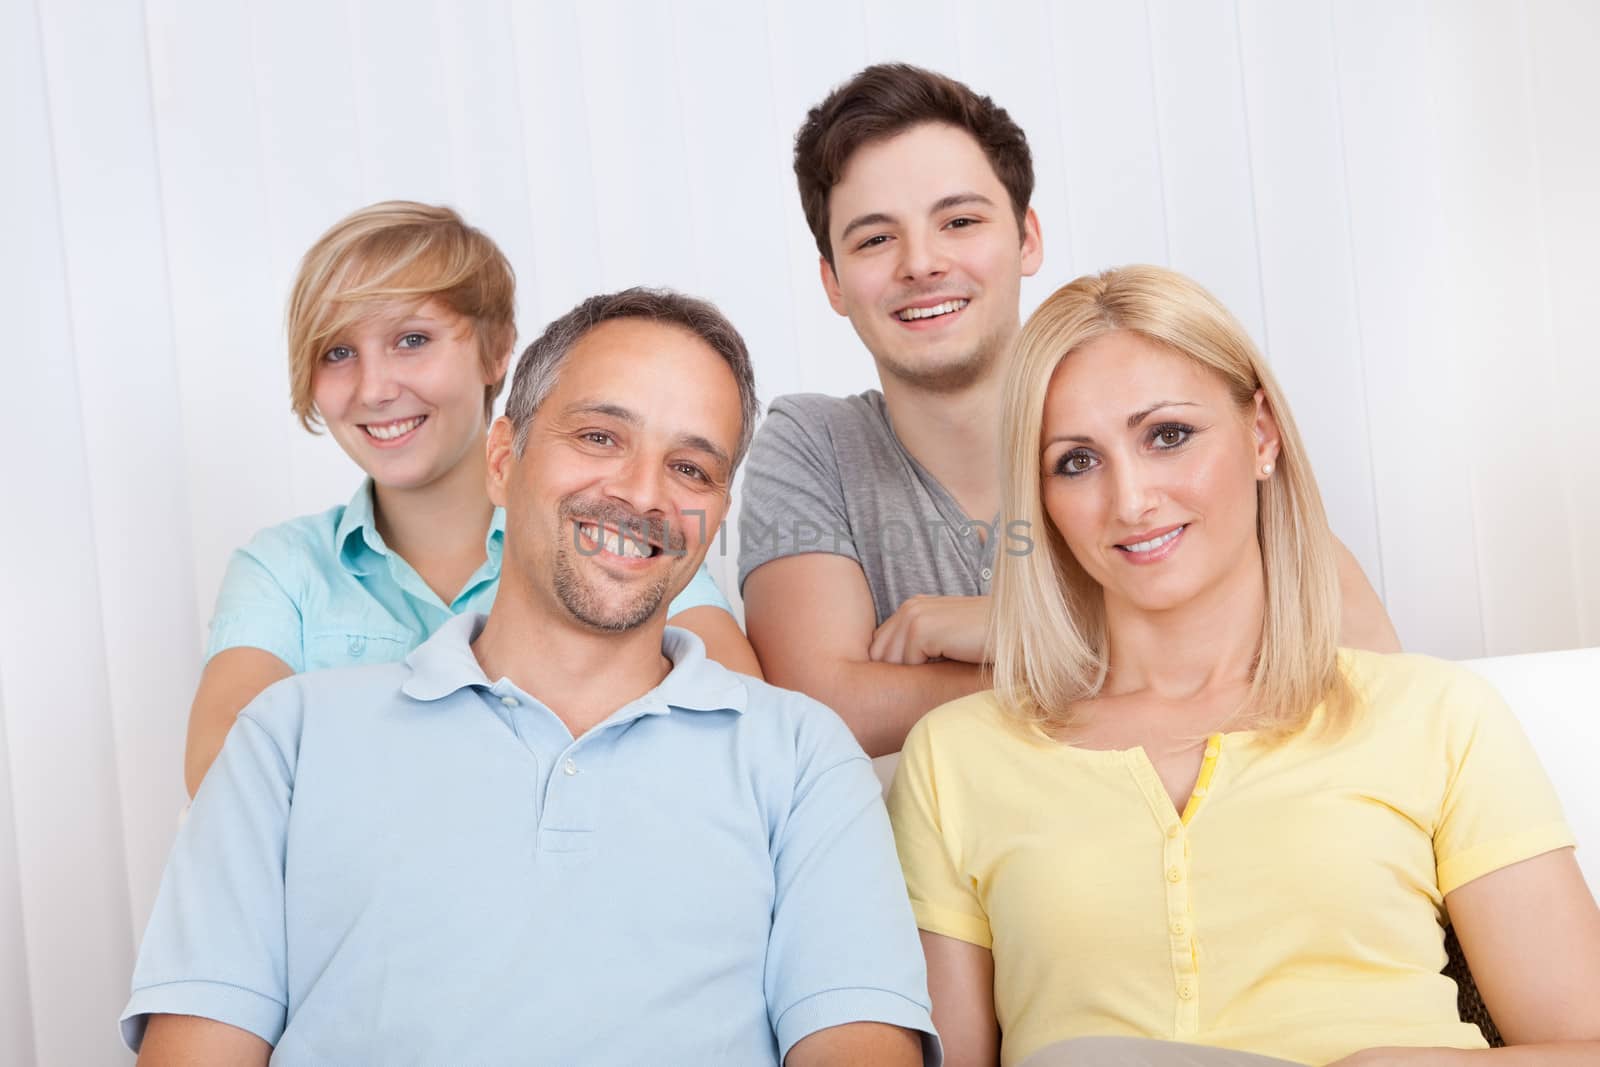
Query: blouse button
[[1171, 920, 1187, 936], [1166, 866, 1183, 884], [1179, 983, 1195, 1001], [1166, 824, 1181, 840]]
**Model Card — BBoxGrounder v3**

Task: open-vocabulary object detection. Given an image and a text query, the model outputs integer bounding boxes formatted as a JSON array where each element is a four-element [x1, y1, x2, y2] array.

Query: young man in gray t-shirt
[[738, 64, 1400, 759]]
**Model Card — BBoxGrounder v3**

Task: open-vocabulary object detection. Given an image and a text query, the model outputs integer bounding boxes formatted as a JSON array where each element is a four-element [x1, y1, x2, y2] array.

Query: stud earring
[[1260, 463, 1274, 477]]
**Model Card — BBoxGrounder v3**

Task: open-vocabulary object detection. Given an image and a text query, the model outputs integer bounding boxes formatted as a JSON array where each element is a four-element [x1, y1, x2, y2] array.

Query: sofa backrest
[[1460, 645, 1600, 893]]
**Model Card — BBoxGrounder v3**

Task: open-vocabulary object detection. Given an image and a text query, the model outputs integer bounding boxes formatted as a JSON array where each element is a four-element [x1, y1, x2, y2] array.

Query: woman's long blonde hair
[[990, 266, 1355, 740]]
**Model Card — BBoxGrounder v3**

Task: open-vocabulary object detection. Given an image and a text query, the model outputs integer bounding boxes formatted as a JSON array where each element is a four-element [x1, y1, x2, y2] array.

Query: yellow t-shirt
[[887, 651, 1575, 1067]]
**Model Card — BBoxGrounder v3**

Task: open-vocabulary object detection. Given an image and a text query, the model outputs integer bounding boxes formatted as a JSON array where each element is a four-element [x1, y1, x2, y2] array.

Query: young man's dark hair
[[792, 62, 1035, 264]]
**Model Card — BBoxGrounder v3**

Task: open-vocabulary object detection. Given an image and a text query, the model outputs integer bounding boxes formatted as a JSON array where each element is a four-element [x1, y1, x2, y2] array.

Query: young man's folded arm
[[744, 553, 985, 757]]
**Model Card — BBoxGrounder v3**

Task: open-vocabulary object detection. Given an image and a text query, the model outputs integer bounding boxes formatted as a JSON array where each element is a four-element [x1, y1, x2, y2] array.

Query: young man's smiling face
[[488, 318, 743, 633], [820, 121, 1043, 393]]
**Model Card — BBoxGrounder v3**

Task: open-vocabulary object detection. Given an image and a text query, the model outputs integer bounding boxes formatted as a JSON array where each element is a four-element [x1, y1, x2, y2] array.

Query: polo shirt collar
[[336, 480, 507, 578], [401, 612, 748, 717]]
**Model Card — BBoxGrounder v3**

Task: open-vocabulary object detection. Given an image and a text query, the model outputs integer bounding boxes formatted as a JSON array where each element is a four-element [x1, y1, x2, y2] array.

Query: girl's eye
[[1057, 450, 1098, 477], [322, 345, 355, 364], [397, 333, 428, 349]]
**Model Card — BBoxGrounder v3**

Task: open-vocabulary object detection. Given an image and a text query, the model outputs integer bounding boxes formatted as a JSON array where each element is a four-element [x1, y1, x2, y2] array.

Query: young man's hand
[[869, 595, 989, 666]]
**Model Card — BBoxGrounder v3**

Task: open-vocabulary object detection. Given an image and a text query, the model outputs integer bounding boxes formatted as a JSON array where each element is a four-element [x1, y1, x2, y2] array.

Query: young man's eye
[[856, 234, 890, 250], [322, 345, 355, 364], [397, 333, 429, 349], [1055, 450, 1098, 477], [946, 216, 979, 229]]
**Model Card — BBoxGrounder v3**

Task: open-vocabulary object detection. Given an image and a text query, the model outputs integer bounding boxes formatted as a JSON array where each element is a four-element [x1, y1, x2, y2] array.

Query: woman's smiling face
[[1038, 329, 1279, 615]]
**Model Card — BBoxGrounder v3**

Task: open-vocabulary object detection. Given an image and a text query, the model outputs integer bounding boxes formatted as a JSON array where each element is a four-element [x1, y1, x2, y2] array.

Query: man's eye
[[581, 431, 615, 446], [946, 217, 978, 229], [397, 333, 428, 349], [674, 462, 709, 482], [857, 234, 890, 250], [322, 345, 355, 364]]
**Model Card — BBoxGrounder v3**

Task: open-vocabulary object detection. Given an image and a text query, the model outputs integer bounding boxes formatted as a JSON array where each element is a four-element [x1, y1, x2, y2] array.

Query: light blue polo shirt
[[207, 479, 732, 672], [123, 613, 941, 1065]]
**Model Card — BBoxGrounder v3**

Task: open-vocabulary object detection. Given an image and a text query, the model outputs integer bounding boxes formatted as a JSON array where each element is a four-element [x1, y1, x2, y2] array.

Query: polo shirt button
[[499, 695, 517, 707], [1171, 920, 1187, 936], [1179, 983, 1194, 1001], [563, 758, 578, 776], [980, 567, 993, 581], [1166, 866, 1183, 883], [1166, 824, 1181, 839]]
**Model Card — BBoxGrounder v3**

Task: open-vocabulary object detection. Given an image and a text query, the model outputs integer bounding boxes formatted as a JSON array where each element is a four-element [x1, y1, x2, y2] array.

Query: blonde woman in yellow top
[[887, 265, 1600, 1067]]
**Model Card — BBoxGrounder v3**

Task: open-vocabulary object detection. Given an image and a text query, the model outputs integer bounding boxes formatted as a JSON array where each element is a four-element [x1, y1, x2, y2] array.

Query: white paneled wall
[[2, 1, 1597, 1061]]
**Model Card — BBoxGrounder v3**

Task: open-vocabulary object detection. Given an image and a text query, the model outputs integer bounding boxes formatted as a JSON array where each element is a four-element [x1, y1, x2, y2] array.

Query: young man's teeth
[[897, 299, 968, 322], [1125, 527, 1183, 553], [366, 416, 423, 440]]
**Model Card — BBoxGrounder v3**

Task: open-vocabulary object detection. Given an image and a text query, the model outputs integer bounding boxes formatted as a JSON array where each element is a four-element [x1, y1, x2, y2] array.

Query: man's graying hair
[[504, 288, 760, 464]]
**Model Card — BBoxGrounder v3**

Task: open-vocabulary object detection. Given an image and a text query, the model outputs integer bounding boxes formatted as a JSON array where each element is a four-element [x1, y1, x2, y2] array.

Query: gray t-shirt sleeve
[[737, 395, 860, 591]]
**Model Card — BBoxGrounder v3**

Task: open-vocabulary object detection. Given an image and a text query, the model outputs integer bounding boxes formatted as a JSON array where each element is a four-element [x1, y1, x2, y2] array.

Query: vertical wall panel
[[1333, 0, 1486, 656], [1146, 0, 1267, 347], [1047, 0, 1168, 273], [764, 0, 873, 396], [146, 0, 297, 633], [1425, 0, 1578, 655], [2, 0, 136, 1059], [1236, 0, 1385, 593], [36, 0, 196, 963], [509, 0, 604, 330], [0, 679, 35, 1066], [1526, 0, 1600, 648], [349, 0, 455, 205]]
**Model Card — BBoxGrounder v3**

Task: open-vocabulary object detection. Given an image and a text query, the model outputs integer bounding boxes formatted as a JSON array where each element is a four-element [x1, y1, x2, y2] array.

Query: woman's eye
[[397, 333, 428, 349], [322, 345, 355, 364], [1057, 451, 1097, 476], [1152, 424, 1193, 449]]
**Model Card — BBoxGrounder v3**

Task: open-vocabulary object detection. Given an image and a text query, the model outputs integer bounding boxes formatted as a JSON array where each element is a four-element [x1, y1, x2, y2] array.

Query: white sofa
[[873, 646, 1600, 893]]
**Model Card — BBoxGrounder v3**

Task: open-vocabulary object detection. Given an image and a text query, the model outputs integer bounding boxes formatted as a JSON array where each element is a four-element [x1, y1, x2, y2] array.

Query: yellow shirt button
[[1179, 983, 1195, 1001], [1166, 824, 1181, 839], [1167, 866, 1183, 883], [1171, 920, 1187, 936]]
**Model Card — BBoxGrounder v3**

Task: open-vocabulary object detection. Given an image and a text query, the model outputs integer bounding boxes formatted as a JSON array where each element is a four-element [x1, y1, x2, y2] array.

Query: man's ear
[[1020, 207, 1043, 278], [819, 255, 849, 317], [485, 415, 516, 508]]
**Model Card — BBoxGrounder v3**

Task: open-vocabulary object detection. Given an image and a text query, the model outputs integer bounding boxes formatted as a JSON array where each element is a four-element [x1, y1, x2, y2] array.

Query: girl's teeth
[[366, 416, 423, 440], [1124, 527, 1183, 553]]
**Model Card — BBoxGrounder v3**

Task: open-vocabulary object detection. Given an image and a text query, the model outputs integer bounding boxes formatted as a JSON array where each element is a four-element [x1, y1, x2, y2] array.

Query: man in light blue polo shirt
[[123, 288, 940, 1066]]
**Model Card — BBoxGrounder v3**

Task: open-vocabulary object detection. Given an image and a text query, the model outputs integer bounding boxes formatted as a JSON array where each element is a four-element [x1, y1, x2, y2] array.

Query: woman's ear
[[1252, 388, 1281, 477]]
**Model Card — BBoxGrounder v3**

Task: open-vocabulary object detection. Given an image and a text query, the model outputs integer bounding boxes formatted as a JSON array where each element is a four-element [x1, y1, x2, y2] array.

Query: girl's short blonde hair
[[286, 201, 516, 430], [990, 265, 1355, 741]]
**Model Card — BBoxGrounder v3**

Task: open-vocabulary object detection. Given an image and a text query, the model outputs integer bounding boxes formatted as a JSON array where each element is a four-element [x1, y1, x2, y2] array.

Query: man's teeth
[[579, 522, 653, 559], [896, 299, 968, 322], [365, 416, 424, 440], [1123, 527, 1184, 553]]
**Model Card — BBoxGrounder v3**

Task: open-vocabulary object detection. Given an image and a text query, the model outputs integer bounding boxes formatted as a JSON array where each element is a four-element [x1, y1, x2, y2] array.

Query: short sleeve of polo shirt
[[737, 396, 859, 588], [206, 530, 307, 672], [120, 681, 301, 1052], [764, 698, 941, 1064], [666, 564, 734, 617], [1431, 666, 1576, 895], [886, 713, 993, 949]]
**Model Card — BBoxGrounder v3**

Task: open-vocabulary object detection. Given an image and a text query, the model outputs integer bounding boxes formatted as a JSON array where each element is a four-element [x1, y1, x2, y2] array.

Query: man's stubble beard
[[874, 318, 1014, 396], [549, 533, 674, 633]]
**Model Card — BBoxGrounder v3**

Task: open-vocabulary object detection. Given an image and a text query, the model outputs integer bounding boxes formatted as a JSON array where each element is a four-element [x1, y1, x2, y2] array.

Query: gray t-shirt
[[737, 391, 1004, 627]]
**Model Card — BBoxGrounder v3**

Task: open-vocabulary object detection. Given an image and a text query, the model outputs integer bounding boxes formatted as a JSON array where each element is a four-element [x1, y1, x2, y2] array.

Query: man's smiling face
[[488, 317, 742, 633], [821, 121, 1042, 393]]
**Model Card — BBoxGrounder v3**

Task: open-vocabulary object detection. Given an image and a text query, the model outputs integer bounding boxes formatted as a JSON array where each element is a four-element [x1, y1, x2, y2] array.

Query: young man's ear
[[818, 255, 849, 317], [1020, 207, 1044, 277], [485, 416, 515, 507]]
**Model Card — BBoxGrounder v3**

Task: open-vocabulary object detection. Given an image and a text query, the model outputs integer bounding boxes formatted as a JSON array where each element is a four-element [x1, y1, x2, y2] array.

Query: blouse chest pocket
[[304, 626, 415, 671]]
